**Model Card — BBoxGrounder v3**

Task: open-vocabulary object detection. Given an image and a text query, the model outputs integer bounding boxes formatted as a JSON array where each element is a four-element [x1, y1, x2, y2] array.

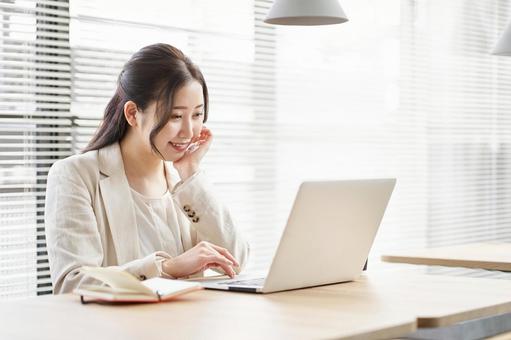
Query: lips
[[169, 141, 190, 152]]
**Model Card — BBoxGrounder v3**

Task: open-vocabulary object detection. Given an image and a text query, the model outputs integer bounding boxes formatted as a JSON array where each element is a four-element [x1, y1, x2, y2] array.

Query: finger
[[209, 244, 239, 267], [185, 131, 210, 156], [205, 255, 235, 278], [197, 135, 209, 145], [203, 263, 234, 279], [210, 262, 235, 279], [192, 127, 208, 143], [204, 263, 220, 271], [186, 142, 200, 153], [191, 134, 202, 144], [199, 127, 212, 142], [205, 253, 233, 267]]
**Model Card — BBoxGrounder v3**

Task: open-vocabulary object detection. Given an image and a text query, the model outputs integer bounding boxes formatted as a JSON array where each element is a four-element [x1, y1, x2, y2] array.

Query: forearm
[[172, 170, 250, 272], [53, 252, 172, 294], [175, 163, 199, 181]]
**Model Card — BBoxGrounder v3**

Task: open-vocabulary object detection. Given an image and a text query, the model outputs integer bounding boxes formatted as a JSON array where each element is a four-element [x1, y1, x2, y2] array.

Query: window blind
[[0, 0, 70, 298], [397, 0, 511, 249]]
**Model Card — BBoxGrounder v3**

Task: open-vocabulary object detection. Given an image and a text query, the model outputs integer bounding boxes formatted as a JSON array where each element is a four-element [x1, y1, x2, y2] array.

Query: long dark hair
[[83, 43, 209, 153]]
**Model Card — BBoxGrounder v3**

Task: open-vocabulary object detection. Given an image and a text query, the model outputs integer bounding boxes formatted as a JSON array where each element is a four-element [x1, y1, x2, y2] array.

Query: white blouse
[[130, 188, 185, 258]]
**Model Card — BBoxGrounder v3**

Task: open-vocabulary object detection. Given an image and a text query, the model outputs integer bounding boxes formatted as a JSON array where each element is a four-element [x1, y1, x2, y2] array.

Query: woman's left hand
[[172, 126, 212, 180]]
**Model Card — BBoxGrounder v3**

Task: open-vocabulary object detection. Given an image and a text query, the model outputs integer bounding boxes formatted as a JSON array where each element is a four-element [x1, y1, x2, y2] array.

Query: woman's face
[[139, 80, 205, 161]]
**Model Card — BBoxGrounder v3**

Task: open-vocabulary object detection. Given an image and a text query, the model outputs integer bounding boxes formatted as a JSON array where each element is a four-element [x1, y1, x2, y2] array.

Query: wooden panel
[[0, 283, 416, 340], [381, 243, 511, 271], [2, 270, 511, 339], [354, 272, 511, 327]]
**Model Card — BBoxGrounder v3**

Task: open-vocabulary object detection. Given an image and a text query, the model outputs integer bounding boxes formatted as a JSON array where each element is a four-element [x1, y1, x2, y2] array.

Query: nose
[[178, 116, 193, 139]]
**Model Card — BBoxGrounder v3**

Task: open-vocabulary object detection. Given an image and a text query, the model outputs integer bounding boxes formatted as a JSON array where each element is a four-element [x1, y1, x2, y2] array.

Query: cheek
[[158, 123, 180, 138], [193, 121, 204, 136], [152, 131, 166, 146], [152, 126, 173, 145]]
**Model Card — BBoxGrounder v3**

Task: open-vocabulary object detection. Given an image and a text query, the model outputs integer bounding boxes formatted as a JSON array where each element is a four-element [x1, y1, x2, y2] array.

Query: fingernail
[[187, 143, 199, 153]]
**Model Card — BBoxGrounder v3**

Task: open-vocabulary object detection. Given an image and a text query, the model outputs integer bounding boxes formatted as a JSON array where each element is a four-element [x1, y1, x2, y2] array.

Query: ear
[[123, 101, 139, 127]]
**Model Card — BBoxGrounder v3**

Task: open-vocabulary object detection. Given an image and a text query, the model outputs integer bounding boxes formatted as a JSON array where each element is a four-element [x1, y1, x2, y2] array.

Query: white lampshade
[[492, 20, 511, 56], [264, 0, 348, 26]]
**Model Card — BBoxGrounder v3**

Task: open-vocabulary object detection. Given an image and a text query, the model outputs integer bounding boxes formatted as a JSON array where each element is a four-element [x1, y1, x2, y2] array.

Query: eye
[[170, 114, 182, 120], [193, 112, 204, 119]]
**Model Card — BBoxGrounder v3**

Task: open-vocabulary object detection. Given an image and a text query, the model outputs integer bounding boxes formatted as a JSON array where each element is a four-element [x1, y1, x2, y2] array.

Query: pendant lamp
[[264, 0, 348, 26], [492, 20, 511, 56]]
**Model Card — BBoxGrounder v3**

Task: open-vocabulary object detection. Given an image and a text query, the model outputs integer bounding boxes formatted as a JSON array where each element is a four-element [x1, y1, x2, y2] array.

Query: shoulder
[[50, 149, 98, 173], [48, 149, 101, 184]]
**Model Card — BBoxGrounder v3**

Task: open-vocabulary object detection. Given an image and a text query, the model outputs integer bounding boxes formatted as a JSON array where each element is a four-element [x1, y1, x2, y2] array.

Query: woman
[[44, 43, 249, 294]]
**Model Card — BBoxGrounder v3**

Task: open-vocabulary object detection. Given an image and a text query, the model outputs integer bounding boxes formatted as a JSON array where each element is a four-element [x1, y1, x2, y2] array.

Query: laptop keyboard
[[218, 277, 265, 286]]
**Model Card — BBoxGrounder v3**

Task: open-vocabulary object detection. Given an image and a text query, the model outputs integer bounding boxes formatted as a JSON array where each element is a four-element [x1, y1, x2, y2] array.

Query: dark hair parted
[[83, 43, 209, 153]]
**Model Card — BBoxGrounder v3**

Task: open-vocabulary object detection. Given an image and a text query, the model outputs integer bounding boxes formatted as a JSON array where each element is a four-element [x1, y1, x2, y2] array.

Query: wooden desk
[[0, 283, 416, 340], [381, 243, 511, 271], [357, 271, 511, 328], [2, 271, 511, 340]]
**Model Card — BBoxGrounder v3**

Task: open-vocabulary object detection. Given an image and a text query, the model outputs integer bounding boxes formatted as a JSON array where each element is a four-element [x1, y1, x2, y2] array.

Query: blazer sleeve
[[44, 159, 170, 294], [171, 170, 250, 274]]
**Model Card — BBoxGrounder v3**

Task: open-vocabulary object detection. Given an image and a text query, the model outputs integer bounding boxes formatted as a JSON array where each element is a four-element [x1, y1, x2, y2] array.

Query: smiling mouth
[[170, 142, 190, 147], [169, 141, 190, 152]]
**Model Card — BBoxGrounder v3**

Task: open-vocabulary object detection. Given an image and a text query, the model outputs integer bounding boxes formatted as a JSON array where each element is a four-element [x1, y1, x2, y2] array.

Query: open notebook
[[74, 266, 202, 303]]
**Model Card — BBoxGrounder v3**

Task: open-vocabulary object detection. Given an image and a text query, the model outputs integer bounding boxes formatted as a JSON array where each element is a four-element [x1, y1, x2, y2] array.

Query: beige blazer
[[44, 143, 249, 294]]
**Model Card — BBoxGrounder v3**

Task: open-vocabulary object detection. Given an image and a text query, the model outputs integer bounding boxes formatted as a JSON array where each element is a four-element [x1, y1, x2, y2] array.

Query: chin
[[167, 155, 183, 162], [158, 152, 179, 162], [153, 143, 182, 161], [164, 149, 186, 162]]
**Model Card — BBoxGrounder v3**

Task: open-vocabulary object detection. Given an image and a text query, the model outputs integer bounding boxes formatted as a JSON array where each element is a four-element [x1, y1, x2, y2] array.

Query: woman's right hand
[[162, 241, 239, 279]]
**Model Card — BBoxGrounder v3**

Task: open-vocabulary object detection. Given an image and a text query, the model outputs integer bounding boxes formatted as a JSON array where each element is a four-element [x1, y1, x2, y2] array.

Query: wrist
[[176, 164, 199, 181], [162, 258, 177, 278]]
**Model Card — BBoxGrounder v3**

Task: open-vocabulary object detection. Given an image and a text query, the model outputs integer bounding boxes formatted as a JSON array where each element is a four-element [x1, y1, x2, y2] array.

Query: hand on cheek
[[173, 127, 212, 180], [187, 127, 211, 152]]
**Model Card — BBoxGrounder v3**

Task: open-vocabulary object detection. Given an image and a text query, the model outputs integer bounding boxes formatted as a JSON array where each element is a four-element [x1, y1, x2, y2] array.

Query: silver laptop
[[201, 178, 396, 294]]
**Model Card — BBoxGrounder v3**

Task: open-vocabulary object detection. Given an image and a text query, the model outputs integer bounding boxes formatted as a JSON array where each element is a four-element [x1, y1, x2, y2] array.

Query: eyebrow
[[172, 104, 204, 110]]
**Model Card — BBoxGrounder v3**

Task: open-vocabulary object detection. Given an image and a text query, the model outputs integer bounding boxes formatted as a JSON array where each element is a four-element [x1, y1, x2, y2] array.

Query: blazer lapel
[[98, 143, 140, 264]]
